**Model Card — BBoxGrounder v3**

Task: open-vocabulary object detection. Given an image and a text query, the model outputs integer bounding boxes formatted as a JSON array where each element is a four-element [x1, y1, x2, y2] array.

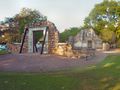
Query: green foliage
[[100, 29, 116, 44], [14, 8, 46, 34], [33, 31, 43, 43], [0, 50, 9, 55], [60, 27, 81, 42], [84, 0, 120, 43], [0, 8, 45, 43], [0, 33, 11, 43], [116, 23, 120, 39], [117, 39, 120, 47]]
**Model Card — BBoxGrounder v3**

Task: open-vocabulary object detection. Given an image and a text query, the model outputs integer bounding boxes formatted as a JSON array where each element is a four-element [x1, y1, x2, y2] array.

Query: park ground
[[0, 49, 120, 90]]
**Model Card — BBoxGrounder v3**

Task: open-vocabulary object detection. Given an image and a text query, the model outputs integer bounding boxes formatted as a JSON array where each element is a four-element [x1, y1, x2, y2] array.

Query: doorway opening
[[27, 27, 48, 54], [33, 31, 43, 53], [88, 40, 92, 48]]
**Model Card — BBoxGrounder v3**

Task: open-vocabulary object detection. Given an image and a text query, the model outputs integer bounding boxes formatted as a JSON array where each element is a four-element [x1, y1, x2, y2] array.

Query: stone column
[[28, 30, 33, 53]]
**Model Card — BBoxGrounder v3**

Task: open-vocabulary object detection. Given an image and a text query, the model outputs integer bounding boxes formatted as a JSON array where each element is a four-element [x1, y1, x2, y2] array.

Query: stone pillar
[[103, 43, 110, 51], [28, 30, 33, 53]]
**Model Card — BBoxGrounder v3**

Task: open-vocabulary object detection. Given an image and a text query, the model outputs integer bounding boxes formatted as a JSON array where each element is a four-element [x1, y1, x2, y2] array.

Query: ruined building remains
[[20, 20, 59, 54], [68, 28, 102, 49]]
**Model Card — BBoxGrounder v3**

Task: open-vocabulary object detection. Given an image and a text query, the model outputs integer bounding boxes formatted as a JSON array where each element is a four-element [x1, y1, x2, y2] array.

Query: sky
[[0, 0, 103, 32]]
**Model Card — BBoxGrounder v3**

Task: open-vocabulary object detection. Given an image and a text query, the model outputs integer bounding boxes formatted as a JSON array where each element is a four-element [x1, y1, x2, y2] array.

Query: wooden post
[[33, 31, 35, 53], [19, 28, 28, 53], [41, 27, 48, 54]]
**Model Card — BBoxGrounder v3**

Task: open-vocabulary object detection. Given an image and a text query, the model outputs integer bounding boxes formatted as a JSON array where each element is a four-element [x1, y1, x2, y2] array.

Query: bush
[[117, 39, 120, 48]]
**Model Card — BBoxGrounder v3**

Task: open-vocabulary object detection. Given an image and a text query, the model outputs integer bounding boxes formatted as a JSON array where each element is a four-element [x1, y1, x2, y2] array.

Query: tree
[[14, 8, 46, 34], [100, 29, 116, 44], [84, 0, 120, 42], [0, 33, 12, 43], [0, 8, 46, 43], [115, 22, 120, 38], [60, 27, 81, 42], [13, 8, 47, 43]]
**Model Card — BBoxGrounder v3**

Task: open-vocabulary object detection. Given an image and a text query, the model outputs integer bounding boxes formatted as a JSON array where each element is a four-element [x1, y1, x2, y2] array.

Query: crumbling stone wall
[[53, 43, 74, 57], [24, 20, 59, 54], [8, 20, 59, 54], [7, 43, 19, 53]]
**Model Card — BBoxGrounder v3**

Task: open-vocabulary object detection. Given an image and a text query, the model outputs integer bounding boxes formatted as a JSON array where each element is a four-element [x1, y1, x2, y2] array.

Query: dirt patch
[[0, 51, 108, 72]]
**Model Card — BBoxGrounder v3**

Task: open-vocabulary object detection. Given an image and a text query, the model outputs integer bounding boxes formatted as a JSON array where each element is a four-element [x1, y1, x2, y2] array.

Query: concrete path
[[0, 51, 109, 72]]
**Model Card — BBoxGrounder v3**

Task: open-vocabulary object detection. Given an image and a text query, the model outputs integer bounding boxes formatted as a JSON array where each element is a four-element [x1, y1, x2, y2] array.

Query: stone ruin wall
[[52, 43, 74, 57], [27, 20, 59, 54], [7, 43, 20, 53], [8, 20, 59, 54], [7, 22, 95, 59], [48, 23, 59, 54], [7, 42, 28, 53]]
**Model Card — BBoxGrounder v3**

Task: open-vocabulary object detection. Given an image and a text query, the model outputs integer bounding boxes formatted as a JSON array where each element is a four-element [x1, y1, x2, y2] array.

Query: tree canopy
[[60, 27, 81, 42], [100, 28, 116, 44], [84, 0, 120, 45], [14, 8, 46, 34], [0, 8, 46, 43]]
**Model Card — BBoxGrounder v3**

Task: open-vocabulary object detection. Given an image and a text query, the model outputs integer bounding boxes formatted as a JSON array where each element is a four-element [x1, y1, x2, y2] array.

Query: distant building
[[68, 28, 102, 49]]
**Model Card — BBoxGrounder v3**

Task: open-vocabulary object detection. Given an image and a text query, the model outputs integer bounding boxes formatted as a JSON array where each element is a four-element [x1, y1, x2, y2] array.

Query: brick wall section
[[7, 43, 28, 53], [27, 20, 59, 54], [8, 20, 59, 54]]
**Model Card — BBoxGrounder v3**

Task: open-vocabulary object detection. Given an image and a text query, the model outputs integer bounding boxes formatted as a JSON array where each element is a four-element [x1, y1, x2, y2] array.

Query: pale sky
[[0, 0, 103, 32]]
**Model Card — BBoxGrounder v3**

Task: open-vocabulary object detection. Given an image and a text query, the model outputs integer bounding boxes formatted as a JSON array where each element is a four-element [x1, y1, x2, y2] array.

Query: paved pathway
[[0, 51, 109, 72]]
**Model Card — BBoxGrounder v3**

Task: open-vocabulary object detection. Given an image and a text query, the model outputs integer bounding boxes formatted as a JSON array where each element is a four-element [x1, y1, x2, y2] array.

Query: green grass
[[0, 55, 120, 90], [0, 50, 9, 55]]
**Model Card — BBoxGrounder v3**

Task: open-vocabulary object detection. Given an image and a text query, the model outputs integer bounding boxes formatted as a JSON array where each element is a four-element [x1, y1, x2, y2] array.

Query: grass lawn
[[0, 55, 120, 90], [0, 50, 9, 55]]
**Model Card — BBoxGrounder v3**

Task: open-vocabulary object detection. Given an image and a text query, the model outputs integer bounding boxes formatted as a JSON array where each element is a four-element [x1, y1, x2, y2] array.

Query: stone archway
[[19, 20, 59, 54], [28, 26, 48, 53]]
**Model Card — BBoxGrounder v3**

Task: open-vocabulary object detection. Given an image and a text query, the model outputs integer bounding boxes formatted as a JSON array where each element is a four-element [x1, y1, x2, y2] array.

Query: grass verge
[[0, 50, 9, 55]]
